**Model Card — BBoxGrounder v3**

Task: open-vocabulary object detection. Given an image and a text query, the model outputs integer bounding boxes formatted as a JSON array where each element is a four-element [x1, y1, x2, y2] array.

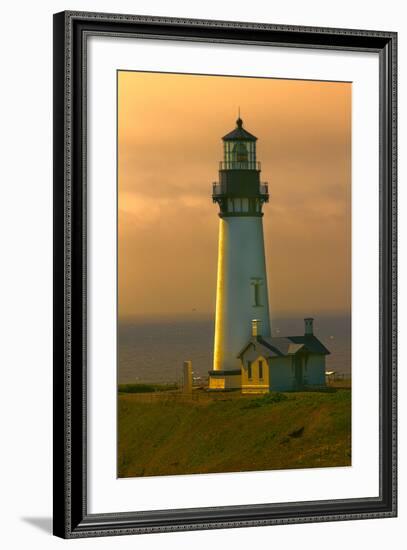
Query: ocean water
[[118, 314, 351, 384]]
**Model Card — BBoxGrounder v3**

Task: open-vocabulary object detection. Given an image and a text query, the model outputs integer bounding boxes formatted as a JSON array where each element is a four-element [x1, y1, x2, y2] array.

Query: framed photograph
[[53, 11, 397, 538]]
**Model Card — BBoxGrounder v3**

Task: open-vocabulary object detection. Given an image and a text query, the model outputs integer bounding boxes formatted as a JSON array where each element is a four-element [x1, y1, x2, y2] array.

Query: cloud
[[118, 71, 351, 317]]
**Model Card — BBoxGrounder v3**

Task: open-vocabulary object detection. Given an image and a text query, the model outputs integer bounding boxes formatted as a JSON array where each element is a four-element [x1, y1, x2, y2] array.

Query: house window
[[258, 360, 263, 380], [247, 361, 252, 380], [254, 283, 260, 306]]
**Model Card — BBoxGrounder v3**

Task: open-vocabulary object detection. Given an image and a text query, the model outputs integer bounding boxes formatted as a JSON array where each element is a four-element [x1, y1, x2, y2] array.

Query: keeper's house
[[208, 318, 330, 393]]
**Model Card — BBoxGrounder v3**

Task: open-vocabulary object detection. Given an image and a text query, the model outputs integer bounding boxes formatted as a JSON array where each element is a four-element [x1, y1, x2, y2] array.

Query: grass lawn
[[118, 389, 351, 478]]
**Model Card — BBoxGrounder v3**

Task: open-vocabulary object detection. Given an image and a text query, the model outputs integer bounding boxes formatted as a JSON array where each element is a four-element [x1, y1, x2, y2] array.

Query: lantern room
[[212, 117, 269, 217], [222, 117, 258, 170]]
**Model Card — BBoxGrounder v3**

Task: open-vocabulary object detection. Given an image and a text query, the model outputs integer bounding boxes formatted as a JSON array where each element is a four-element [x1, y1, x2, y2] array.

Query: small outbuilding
[[238, 318, 330, 393]]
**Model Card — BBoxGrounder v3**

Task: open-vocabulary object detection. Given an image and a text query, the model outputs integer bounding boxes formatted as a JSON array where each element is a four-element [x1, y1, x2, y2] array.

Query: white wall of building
[[306, 355, 326, 385], [213, 216, 271, 371], [270, 357, 293, 391]]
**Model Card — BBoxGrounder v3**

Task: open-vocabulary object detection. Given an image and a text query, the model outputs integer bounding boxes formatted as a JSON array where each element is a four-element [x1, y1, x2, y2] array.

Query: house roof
[[237, 334, 330, 359], [237, 339, 280, 360], [222, 118, 257, 142]]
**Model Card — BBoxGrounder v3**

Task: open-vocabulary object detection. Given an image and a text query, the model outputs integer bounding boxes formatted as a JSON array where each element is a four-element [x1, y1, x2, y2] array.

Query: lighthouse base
[[208, 370, 241, 391]]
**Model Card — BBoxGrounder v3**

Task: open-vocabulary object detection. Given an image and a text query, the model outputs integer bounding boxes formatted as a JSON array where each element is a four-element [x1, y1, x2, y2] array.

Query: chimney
[[252, 319, 261, 337], [304, 318, 314, 335]]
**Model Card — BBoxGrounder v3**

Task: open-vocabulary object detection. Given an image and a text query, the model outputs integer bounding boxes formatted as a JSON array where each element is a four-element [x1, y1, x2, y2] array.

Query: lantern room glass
[[223, 140, 257, 169]]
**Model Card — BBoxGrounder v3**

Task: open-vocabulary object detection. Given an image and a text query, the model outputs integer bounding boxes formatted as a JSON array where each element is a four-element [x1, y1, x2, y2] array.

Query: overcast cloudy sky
[[118, 71, 351, 319]]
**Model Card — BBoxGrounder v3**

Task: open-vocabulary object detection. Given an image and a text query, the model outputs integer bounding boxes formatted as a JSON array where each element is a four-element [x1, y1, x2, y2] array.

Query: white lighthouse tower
[[209, 117, 271, 390]]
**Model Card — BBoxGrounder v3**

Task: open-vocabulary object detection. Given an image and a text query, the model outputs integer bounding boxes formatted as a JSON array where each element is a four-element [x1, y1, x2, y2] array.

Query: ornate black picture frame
[[53, 11, 397, 538]]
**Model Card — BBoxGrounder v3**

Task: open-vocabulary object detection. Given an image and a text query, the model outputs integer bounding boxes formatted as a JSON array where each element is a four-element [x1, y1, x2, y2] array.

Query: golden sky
[[118, 71, 351, 319]]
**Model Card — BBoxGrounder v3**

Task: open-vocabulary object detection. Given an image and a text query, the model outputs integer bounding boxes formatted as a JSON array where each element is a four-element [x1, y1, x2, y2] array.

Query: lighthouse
[[209, 117, 271, 390]]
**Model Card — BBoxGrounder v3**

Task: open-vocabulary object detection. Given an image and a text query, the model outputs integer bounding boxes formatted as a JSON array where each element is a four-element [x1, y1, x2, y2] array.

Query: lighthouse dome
[[222, 117, 257, 142]]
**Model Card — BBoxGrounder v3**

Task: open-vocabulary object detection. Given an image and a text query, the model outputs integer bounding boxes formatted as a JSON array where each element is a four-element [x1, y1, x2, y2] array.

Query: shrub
[[118, 383, 179, 393], [118, 384, 156, 393]]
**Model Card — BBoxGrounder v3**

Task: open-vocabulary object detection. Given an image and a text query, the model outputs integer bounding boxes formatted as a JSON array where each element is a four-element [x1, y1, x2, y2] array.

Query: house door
[[294, 356, 303, 387]]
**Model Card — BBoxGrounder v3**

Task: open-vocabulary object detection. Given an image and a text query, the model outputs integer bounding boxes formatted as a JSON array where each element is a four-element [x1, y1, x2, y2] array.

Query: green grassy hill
[[118, 390, 351, 478]]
